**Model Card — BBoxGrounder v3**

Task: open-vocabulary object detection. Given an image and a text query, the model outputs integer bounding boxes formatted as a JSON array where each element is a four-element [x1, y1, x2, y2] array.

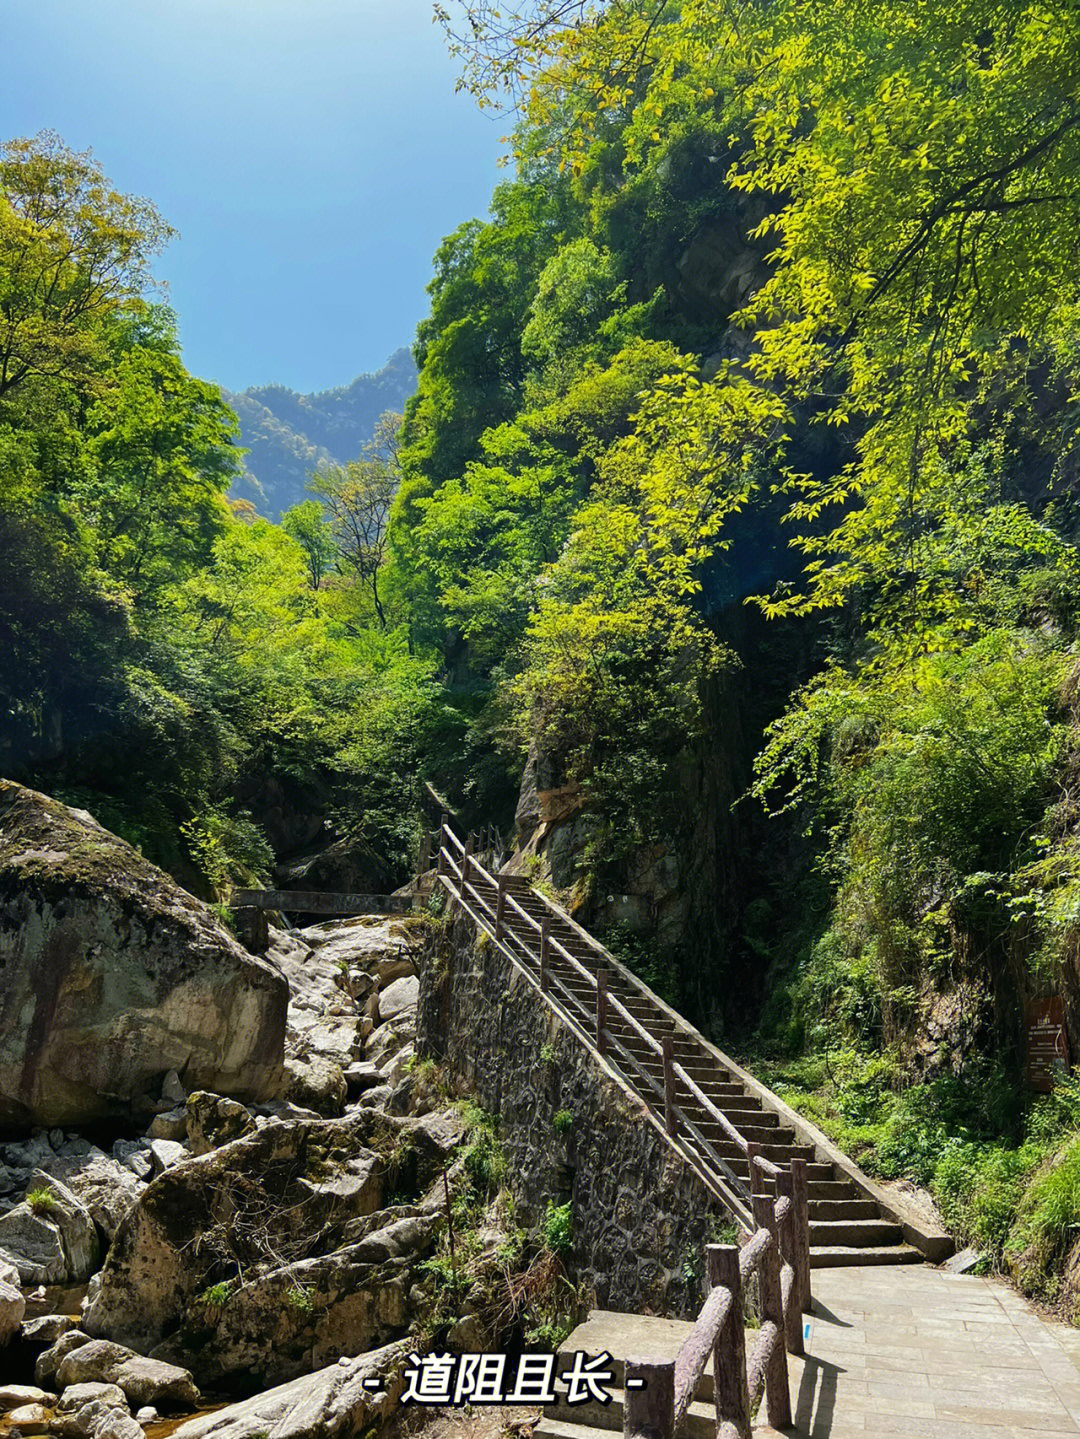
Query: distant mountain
[[226, 347, 418, 517]]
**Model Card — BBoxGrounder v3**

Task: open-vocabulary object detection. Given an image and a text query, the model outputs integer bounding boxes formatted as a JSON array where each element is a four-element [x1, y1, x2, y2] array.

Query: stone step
[[676, 1136, 834, 1188], [808, 1197, 880, 1221], [535, 1421, 611, 1439], [547, 1311, 717, 1420], [804, 1179, 855, 1200], [810, 1218, 904, 1247], [548, 1387, 715, 1439], [694, 1120, 794, 1146], [810, 1243, 924, 1268]]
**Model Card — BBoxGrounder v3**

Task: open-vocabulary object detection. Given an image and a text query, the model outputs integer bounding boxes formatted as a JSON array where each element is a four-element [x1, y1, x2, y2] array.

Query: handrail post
[[662, 1034, 679, 1136], [436, 829, 446, 877], [623, 1358, 674, 1439], [775, 1168, 804, 1356], [752, 1193, 792, 1430], [461, 835, 473, 898], [707, 1246, 750, 1439], [596, 965, 608, 1054], [418, 831, 431, 879], [539, 917, 550, 992], [790, 1156, 812, 1314], [746, 1140, 762, 1199], [495, 873, 507, 941]]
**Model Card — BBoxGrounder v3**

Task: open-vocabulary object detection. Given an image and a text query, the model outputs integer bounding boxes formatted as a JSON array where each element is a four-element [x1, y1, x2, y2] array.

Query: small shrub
[[543, 1200, 574, 1256], [26, 1187, 58, 1215], [525, 1314, 576, 1349], [553, 1108, 574, 1134], [459, 1102, 507, 1192], [420, 1252, 474, 1294], [540, 1043, 558, 1066], [198, 1280, 234, 1307], [286, 1284, 316, 1315], [211, 901, 236, 933]]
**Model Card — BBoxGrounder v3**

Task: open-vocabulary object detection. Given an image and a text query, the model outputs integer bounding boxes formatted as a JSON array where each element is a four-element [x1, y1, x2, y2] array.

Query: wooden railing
[[626, 1214, 801, 1439], [428, 820, 812, 1425]]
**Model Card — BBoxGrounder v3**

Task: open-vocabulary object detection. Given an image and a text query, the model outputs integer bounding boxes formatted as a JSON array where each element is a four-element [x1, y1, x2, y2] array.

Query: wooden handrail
[[629, 1192, 804, 1439], [437, 827, 780, 1208], [433, 817, 814, 1426], [673, 1272, 732, 1425], [434, 846, 753, 1219]]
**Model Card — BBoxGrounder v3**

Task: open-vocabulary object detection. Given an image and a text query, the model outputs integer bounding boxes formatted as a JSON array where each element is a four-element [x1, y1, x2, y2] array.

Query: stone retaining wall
[[417, 912, 734, 1318]]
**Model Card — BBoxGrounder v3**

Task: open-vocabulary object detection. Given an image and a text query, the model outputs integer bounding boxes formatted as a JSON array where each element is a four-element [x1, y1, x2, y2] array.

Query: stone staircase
[[437, 838, 928, 1269]]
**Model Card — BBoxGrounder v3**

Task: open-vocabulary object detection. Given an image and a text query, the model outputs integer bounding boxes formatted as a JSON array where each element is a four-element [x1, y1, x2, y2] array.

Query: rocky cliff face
[[0, 781, 287, 1132]]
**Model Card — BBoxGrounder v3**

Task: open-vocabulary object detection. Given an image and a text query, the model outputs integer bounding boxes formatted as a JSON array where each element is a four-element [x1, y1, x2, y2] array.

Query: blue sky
[[0, 0, 505, 393]]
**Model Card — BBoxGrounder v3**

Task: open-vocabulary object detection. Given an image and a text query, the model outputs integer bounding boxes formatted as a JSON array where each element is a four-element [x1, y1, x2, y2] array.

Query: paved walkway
[[776, 1264, 1080, 1437]]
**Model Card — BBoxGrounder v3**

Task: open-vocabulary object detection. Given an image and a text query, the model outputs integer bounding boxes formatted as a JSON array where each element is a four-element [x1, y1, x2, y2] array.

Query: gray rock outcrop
[[0, 781, 288, 1131], [0, 1172, 99, 1284], [83, 1112, 387, 1353], [166, 1340, 406, 1439], [0, 1247, 24, 1345], [84, 1103, 464, 1387]]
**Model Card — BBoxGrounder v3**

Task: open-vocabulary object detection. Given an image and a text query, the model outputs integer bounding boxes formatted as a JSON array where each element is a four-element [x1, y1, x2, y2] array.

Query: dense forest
[[227, 348, 418, 518], [5, 0, 1080, 1314]]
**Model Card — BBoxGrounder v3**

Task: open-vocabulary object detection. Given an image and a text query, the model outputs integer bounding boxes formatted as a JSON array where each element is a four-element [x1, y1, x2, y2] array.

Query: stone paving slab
[[781, 1266, 1080, 1436]]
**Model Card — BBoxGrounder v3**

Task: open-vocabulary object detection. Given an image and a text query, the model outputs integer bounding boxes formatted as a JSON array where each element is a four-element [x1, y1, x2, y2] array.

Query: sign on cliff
[[1026, 998, 1069, 1092]]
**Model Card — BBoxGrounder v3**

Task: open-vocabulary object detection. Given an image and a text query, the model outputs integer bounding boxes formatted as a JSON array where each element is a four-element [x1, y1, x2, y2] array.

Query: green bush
[[543, 1200, 574, 1256], [197, 1280, 234, 1307], [459, 1101, 507, 1192]]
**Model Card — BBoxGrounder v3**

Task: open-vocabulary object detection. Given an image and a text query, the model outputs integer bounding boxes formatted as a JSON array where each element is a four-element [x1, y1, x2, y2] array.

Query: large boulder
[[281, 1056, 347, 1116], [83, 1113, 389, 1354], [84, 1108, 461, 1388], [34, 1140, 145, 1241], [0, 1248, 24, 1345], [36, 1329, 93, 1387], [166, 1340, 407, 1439], [152, 1213, 436, 1387], [0, 781, 288, 1131], [185, 1093, 256, 1156], [0, 1172, 100, 1285]]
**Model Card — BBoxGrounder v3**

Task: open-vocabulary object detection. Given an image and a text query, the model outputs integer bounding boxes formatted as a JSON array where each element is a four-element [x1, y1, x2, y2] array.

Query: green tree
[[82, 347, 240, 598], [311, 411, 403, 628], [282, 499, 337, 588], [0, 131, 172, 399]]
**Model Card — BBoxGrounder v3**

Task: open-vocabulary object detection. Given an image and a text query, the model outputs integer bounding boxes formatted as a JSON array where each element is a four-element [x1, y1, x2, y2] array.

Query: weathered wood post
[[235, 905, 269, 955], [461, 835, 473, 899], [746, 1141, 762, 1198], [662, 1034, 679, 1136], [623, 1357, 675, 1439], [790, 1155, 812, 1314], [752, 1192, 792, 1430], [418, 831, 431, 879], [539, 917, 550, 992], [774, 1167, 805, 1356], [495, 872, 507, 941], [436, 824, 447, 876], [707, 1245, 750, 1439], [596, 966, 608, 1054]]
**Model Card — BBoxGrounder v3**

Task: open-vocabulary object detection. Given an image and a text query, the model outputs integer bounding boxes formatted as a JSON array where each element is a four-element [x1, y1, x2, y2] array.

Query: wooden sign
[[1026, 998, 1069, 1092]]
